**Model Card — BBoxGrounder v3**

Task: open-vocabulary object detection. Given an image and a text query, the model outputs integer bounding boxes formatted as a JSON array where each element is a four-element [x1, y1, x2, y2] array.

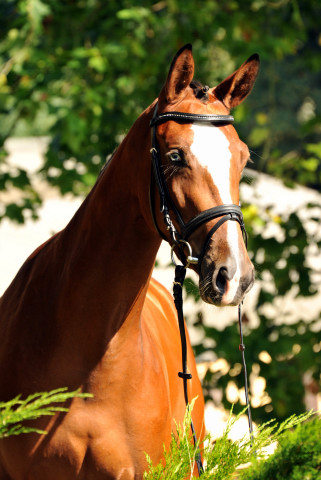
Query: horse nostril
[[220, 267, 230, 280], [216, 267, 229, 293]]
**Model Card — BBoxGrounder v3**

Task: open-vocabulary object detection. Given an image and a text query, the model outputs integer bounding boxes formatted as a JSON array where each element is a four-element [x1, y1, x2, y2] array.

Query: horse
[[0, 44, 259, 479]]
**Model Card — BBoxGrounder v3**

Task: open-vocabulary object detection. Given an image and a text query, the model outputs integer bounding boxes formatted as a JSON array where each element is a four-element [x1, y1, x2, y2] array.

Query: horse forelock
[[189, 80, 209, 102]]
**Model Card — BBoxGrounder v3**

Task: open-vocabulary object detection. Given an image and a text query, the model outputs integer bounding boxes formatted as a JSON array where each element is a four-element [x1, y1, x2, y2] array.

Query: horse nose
[[214, 261, 254, 306], [215, 265, 235, 292]]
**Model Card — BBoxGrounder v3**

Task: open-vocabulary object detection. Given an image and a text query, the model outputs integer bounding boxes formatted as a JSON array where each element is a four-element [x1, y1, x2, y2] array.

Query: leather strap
[[182, 204, 243, 240], [150, 111, 234, 127], [173, 265, 204, 475], [198, 213, 244, 268]]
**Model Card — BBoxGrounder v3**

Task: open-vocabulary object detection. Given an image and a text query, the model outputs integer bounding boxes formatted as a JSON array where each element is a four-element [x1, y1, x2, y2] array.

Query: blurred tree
[[1, 0, 320, 222], [0, 0, 320, 423]]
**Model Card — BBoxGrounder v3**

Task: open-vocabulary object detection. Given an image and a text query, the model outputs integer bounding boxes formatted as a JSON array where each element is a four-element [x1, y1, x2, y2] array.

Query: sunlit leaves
[[1, 0, 320, 221]]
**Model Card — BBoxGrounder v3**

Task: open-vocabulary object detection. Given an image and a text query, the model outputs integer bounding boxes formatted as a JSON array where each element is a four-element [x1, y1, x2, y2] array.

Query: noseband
[[149, 103, 247, 267]]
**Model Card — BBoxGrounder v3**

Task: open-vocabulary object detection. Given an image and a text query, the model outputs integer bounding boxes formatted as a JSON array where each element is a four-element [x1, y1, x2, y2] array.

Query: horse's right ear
[[159, 44, 194, 105]]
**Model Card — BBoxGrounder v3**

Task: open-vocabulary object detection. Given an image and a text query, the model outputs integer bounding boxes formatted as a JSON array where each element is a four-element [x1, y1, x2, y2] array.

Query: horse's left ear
[[214, 54, 260, 109], [159, 44, 195, 105]]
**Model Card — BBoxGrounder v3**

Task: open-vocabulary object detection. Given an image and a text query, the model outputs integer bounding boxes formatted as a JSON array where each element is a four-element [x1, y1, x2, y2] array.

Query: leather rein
[[149, 102, 253, 475]]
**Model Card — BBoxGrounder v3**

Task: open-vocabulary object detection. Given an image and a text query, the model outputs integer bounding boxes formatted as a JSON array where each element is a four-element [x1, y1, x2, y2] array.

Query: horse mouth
[[199, 264, 252, 307], [199, 264, 224, 306], [199, 281, 243, 307], [200, 284, 231, 307]]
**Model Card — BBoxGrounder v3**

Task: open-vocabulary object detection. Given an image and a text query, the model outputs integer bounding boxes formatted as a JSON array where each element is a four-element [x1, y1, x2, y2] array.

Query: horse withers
[[0, 45, 259, 479]]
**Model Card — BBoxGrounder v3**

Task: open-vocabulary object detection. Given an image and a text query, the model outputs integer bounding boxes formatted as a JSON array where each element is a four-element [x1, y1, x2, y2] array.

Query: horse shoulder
[[143, 277, 204, 429], [145, 277, 178, 329], [144, 277, 196, 361]]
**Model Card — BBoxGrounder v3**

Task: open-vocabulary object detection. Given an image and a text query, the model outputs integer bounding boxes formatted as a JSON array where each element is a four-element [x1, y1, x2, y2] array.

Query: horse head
[[151, 44, 259, 307]]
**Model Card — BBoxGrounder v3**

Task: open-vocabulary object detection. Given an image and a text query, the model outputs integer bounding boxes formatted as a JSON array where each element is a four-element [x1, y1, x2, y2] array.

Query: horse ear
[[214, 54, 260, 109], [159, 44, 195, 105]]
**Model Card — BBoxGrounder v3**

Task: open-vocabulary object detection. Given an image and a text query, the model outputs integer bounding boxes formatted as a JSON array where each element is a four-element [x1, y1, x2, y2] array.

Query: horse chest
[[1, 392, 172, 480]]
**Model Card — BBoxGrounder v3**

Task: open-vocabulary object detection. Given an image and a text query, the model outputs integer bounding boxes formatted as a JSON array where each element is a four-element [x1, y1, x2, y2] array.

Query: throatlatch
[[150, 102, 254, 476]]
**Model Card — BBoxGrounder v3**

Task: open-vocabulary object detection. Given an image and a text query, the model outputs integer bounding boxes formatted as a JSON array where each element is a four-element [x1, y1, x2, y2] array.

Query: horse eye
[[169, 151, 182, 163]]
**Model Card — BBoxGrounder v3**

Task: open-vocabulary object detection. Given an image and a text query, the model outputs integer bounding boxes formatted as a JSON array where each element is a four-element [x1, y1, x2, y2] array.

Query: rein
[[149, 102, 253, 476]]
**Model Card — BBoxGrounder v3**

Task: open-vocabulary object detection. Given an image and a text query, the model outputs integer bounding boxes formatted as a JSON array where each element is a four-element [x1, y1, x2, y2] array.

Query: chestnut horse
[[0, 45, 259, 479]]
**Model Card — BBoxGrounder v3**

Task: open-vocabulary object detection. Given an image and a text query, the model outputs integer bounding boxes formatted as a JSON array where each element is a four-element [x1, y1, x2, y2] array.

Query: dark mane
[[190, 80, 209, 102], [95, 149, 117, 183]]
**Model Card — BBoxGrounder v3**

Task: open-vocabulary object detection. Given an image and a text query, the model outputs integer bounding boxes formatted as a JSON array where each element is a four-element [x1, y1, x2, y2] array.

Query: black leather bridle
[[149, 103, 247, 268], [149, 102, 253, 476]]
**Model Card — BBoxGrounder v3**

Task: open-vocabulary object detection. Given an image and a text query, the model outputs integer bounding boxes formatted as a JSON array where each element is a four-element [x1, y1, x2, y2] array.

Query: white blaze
[[190, 124, 241, 304], [190, 123, 232, 204]]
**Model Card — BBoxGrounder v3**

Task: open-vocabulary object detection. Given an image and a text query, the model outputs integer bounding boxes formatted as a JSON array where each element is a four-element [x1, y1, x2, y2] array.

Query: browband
[[150, 111, 234, 127]]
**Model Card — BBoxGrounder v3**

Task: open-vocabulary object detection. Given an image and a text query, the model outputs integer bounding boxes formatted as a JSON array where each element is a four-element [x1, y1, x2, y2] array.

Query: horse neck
[[55, 104, 161, 344]]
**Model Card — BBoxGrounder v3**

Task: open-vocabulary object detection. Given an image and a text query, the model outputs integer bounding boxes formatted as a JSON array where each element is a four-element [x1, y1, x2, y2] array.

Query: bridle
[[149, 102, 253, 476], [149, 102, 248, 269]]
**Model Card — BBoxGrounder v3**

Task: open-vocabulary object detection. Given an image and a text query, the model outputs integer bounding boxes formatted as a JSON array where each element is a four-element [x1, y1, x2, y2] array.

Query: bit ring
[[171, 239, 199, 268]]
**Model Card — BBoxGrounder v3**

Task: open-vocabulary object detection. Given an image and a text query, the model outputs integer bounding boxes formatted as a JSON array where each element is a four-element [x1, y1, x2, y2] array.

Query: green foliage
[[0, 387, 92, 438], [144, 399, 200, 480], [144, 401, 316, 479], [242, 417, 321, 480], [1, 1, 321, 220]]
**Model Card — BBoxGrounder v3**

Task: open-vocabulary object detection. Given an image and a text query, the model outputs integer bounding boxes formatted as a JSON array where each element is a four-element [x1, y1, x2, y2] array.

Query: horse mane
[[190, 80, 209, 102], [97, 149, 117, 180]]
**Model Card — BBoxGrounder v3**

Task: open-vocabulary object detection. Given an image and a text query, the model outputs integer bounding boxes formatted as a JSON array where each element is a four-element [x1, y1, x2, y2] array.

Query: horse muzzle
[[199, 255, 254, 307]]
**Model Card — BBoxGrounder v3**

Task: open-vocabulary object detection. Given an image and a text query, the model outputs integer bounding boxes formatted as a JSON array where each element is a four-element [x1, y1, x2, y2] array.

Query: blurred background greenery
[[0, 0, 320, 424]]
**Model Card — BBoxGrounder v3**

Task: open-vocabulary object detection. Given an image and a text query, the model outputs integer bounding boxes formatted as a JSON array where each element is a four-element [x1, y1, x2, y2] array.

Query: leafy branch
[[144, 400, 316, 479], [0, 387, 92, 438]]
